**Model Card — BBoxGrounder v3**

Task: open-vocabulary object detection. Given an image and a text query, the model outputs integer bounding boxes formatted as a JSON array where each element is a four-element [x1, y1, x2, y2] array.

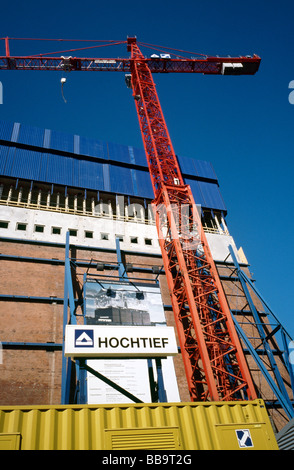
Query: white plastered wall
[[0, 205, 161, 254]]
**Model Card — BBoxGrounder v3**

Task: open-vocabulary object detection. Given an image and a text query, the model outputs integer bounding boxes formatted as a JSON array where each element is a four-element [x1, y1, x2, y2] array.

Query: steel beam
[[233, 317, 294, 419], [61, 231, 76, 404], [228, 244, 294, 418]]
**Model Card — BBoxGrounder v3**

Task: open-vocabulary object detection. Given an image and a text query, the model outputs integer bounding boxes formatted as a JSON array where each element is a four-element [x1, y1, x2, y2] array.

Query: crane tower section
[[128, 37, 256, 401]]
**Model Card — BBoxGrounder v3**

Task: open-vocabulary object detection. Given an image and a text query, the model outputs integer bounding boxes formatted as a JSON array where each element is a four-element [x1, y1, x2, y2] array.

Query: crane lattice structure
[[0, 36, 261, 402]]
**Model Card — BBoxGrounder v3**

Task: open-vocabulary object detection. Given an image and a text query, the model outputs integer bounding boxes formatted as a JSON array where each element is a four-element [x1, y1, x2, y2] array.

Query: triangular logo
[[74, 329, 94, 347]]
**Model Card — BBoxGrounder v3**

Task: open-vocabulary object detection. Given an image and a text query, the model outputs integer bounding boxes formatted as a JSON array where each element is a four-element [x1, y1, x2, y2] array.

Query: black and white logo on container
[[235, 429, 254, 448]]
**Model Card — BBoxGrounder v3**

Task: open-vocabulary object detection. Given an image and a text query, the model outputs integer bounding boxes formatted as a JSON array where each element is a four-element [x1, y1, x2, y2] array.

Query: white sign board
[[65, 325, 178, 358], [87, 359, 152, 404]]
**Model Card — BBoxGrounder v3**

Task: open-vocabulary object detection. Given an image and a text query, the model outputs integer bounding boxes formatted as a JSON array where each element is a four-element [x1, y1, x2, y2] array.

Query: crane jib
[[0, 56, 260, 74]]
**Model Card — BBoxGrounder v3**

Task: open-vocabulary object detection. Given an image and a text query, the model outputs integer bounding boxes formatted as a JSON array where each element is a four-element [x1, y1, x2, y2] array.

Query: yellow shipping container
[[0, 399, 278, 450]]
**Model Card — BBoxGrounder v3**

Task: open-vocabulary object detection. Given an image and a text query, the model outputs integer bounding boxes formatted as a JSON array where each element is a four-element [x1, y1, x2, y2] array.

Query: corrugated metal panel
[[73, 135, 79, 154], [79, 159, 104, 190], [178, 154, 198, 176], [49, 129, 74, 153], [38, 153, 48, 182], [0, 121, 14, 141], [130, 169, 138, 196], [0, 400, 278, 450], [46, 153, 73, 186], [108, 142, 131, 164], [133, 169, 154, 199], [177, 156, 217, 181], [0, 144, 227, 210], [0, 145, 8, 174], [198, 181, 227, 211], [2, 147, 16, 176], [43, 129, 50, 148], [11, 123, 20, 142], [72, 158, 80, 188], [131, 146, 147, 167], [109, 164, 134, 195], [102, 163, 110, 192], [17, 124, 44, 147], [276, 417, 294, 450], [194, 159, 217, 180], [0, 121, 227, 210], [184, 178, 206, 207], [79, 136, 108, 160], [128, 146, 136, 164], [10, 148, 42, 180]]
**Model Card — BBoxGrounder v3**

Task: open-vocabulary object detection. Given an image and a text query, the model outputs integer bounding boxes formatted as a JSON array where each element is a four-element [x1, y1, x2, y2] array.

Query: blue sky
[[0, 0, 294, 336]]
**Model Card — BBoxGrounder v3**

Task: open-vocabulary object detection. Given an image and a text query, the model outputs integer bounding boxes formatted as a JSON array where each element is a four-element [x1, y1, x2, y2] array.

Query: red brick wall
[[0, 238, 291, 431], [0, 239, 190, 405]]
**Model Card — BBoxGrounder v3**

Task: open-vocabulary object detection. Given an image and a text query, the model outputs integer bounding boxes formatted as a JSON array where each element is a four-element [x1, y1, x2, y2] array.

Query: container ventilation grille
[[105, 427, 181, 450]]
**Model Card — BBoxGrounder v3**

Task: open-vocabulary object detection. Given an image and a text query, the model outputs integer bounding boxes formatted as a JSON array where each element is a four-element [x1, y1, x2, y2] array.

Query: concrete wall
[[0, 205, 161, 254]]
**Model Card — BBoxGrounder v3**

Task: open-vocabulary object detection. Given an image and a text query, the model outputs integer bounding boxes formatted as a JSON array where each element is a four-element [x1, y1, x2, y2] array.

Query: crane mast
[[128, 37, 256, 401], [0, 36, 261, 401]]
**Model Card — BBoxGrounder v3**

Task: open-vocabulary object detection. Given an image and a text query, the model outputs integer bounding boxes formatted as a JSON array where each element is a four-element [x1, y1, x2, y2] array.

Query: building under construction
[[0, 119, 292, 449], [0, 37, 293, 450]]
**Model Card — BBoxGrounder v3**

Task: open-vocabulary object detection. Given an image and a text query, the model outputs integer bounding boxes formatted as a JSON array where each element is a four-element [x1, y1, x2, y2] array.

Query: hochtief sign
[[65, 325, 178, 358]]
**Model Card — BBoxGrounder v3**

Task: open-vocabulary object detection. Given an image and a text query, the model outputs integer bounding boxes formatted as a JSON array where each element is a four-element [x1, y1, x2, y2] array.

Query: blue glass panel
[[198, 181, 226, 211], [11, 123, 20, 142], [43, 129, 50, 148], [103, 163, 110, 192], [73, 135, 79, 154], [185, 178, 205, 207], [177, 155, 197, 176], [50, 130, 74, 153], [79, 136, 108, 159], [72, 158, 80, 188], [108, 142, 131, 164], [109, 164, 134, 195], [2, 147, 16, 175], [131, 147, 147, 167], [38, 154, 48, 181], [133, 169, 154, 198], [17, 124, 44, 147], [131, 169, 138, 196], [46, 153, 73, 186], [0, 145, 8, 173], [128, 146, 136, 164], [0, 121, 14, 141], [10, 148, 43, 180], [79, 160, 104, 190], [194, 159, 217, 180]]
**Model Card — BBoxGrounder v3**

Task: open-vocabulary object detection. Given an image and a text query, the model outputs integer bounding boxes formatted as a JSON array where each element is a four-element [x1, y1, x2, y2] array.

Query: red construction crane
[[0, 36, 260, 401]]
